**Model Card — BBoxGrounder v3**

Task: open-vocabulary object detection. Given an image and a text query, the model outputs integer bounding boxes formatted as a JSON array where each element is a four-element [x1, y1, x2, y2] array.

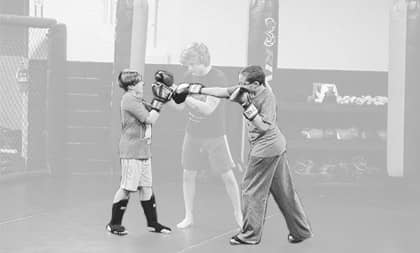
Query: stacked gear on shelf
[[292, 155, 383, 182], [279, 82, 387, 182], [307, 82, 388, 106]]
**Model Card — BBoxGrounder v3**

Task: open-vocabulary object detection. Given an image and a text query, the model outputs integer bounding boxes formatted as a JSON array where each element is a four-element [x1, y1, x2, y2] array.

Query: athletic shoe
[[288, 233, 313, 244], [229, 235, 258, 245]]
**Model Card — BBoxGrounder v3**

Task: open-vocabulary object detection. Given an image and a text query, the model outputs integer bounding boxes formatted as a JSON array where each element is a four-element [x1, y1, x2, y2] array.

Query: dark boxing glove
[[229, 87, 258, 121], [154, 70, 174, 87], [172, 83, 205, 104], [150, 70, 175, 111], [172, 91, 188, 104], [151, 83, 173, 112], [152, 82, 174, 102]]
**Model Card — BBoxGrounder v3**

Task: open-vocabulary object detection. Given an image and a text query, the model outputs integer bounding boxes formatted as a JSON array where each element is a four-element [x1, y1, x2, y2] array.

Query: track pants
[[237, 152, 313, 244]]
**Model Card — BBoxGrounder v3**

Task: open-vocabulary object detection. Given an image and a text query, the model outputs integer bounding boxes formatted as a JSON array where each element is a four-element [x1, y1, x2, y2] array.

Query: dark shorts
[[182, 133, 235, 174]]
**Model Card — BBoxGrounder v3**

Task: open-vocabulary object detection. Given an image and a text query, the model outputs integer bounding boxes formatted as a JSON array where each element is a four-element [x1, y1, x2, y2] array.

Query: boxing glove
[[229, 87, 258, 121], [172, 83, 205, 104], [152, 82, 173, 102], [154, 70, 174, 87]]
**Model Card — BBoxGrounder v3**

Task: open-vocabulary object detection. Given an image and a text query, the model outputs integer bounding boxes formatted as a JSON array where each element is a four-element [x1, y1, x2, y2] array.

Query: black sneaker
[[229, 235, 258, 245], [288, 233, 313, 244], [147, 222, 171, 234], [106, 223, 128, 236]]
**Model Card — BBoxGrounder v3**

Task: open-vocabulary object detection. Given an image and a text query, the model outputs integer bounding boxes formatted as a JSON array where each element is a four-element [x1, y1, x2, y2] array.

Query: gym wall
[[40, 0, 393, 71]]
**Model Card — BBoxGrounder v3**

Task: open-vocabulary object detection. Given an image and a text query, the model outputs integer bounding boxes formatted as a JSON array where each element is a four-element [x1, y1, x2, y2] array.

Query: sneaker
[[288, 233, 313, 244], [229, 235, 258, 245], [106, 223, 128, 236]]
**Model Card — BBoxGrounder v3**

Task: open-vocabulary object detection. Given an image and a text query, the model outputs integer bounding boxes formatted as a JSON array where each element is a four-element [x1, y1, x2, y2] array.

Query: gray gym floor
[[1, 167, 419, 253]]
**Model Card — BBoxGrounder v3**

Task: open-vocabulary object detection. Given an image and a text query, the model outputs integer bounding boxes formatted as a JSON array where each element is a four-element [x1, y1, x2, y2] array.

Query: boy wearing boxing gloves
[[106, 69, 173, 235], [173, 65, 313, 245]]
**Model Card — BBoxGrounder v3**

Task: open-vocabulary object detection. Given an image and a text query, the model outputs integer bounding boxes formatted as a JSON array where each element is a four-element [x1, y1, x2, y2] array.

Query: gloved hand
[[151, 70, 175, 112], [172, 83, 205, 104], [152, 82, 173, 103], [229, 86, 252, 106], [229, 86, 258, 121], [142, 100, 153, 112], [154, 70, 174, 86]]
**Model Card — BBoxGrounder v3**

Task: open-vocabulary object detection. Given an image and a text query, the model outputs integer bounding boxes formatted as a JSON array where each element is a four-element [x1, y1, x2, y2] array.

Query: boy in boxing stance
[[173, 65, 313, 245], [106, 69, 174, 235]]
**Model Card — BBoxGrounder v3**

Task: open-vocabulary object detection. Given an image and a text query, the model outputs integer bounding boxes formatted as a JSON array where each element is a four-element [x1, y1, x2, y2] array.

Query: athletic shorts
[[181, 133, 235, 174], [120, 158, 152, 191]]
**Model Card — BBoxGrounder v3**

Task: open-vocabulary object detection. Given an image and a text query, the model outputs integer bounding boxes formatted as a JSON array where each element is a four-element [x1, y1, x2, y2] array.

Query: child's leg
[[110, 187, 130, 225], [237, 156, 279, 244], [138, 186, 153, 201], [107, 187, 130, 235], [270, 153, 313, 241], [106, 158, 140, 235], [139, 186, 171, 233], [138, 159, 171, 233]]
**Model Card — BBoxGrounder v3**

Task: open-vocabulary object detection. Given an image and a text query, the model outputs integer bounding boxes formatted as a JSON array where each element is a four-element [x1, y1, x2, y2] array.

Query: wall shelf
[[278, 102, 387, 114]]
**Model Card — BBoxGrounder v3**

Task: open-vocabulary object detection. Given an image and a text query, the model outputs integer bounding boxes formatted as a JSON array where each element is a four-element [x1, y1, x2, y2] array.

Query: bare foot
[[177, 217, 194, 229]]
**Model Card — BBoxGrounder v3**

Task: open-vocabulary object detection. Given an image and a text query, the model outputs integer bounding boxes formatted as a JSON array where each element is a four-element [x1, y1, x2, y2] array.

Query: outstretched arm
[[199, 87, 231, 98], [172, 83, 239, 104], [185, 95, 220, 116], [167, 99, 186, 111]]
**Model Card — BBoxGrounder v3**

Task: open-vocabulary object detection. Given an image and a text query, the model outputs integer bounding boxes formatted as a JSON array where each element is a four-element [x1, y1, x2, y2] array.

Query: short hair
[[180, 42, 211, 67], [118, 69, 142, 91], [240, 65, 265, 85]]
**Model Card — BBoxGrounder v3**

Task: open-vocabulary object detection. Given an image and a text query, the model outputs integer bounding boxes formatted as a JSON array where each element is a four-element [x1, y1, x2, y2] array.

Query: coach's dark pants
[[238, 152, 313, 244]]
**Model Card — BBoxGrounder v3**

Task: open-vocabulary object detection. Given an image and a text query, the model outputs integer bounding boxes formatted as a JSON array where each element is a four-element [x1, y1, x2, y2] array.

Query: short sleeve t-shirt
[[246, 85, 286, 157], [184, 67, 227, 138], [119, 92, 152, 159]]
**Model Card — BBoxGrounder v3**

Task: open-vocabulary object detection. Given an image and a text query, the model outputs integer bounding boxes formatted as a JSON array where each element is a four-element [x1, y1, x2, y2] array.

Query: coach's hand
[[172, 83, 188, 104], [172, 83, 205, 104]]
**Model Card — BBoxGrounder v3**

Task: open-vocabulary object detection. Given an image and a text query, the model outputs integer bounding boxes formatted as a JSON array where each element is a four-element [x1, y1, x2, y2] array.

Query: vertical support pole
[[46, 23, 67, 174], [242, 0, 279, 163], [111, 0, 148, 173]]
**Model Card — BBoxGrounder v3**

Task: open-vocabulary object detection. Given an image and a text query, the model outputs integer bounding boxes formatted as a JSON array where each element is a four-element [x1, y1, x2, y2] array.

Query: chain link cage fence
[[0, 15, 66, 178]]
